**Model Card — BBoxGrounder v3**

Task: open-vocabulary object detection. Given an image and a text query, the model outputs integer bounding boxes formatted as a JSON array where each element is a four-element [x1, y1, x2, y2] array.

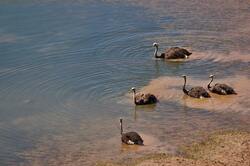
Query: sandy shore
[[97, 131, 250, 166]]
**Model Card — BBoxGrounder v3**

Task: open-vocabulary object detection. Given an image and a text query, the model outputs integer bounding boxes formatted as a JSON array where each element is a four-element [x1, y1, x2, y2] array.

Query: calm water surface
[[0, 0, 250, 165]]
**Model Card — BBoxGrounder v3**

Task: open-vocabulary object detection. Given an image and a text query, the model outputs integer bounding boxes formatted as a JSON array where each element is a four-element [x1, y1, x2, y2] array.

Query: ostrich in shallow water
[[131, 87, 158, 105], [207, 75, 237, 95], [182, 75, 211, 98], [153, 42, 192, 59], [120, 118, 144, 145]]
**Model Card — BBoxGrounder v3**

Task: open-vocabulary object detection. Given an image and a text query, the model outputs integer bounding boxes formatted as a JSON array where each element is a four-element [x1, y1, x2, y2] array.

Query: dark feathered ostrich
[[182, 75, 211, 98], [153, 42, 192, 59], [131, 87, 158, 105], [120, 118, 144, 145], [207, 75, 237, 95]]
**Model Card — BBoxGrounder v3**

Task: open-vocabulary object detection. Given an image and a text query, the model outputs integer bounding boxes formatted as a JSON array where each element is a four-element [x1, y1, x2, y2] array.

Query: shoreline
[[97, 131, 250, 166]]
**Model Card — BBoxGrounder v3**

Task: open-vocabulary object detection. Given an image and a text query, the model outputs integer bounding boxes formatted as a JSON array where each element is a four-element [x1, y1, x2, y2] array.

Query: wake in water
[[190, 51, 250, 63]]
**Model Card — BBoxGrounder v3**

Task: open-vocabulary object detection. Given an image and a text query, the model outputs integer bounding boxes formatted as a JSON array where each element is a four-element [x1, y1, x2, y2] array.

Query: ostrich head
[[181, 75, 187, 78], [153, 42, 159, 47], [131, 87, 136, 93], [209, 74, 214, 78]]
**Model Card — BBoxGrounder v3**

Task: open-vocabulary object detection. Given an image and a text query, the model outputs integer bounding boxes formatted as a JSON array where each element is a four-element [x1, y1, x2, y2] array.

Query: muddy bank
[[97, 131, 250, 166]]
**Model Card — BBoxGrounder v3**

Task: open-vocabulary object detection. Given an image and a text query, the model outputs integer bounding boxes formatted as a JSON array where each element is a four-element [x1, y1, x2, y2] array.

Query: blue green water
[[0, 0, 250, 165]]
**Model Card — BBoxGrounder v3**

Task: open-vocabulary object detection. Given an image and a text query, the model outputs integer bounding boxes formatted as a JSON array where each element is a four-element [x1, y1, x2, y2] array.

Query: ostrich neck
[[183, 77, 189, 94], [208, 77, 213, 89], [133, 91, 137, 104], [154, 46, 158, 58], [120, 121, 123, 135]]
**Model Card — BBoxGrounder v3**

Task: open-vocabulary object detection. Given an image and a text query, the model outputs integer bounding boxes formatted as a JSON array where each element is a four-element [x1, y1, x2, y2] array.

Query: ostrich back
[[121, 132, 144, 145], [135, 93, 157, 105], [213, 83, 237, 95], [189, 86, 211, 98], [165, 47, 192, 59]]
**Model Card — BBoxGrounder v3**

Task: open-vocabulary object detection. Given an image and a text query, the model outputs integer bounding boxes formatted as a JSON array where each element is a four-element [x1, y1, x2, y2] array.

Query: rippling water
[[0, 0, 250, 165]]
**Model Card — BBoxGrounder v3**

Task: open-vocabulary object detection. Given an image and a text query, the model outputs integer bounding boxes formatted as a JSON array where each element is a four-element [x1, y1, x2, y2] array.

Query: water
[[0, 0, 250, 165]]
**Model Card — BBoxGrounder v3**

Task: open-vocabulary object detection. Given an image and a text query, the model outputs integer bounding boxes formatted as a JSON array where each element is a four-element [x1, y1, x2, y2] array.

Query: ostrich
[[153, 42, 192, 59], [182, 75, 211, 98], [131, 87, 157, 105], [207, 75, 237, 95], [120, 118, 144, 145]]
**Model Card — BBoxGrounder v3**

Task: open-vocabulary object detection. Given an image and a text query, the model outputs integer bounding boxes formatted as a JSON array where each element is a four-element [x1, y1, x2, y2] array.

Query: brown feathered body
[[209, 83, 237, 95], [159, 47, 192, 59], [182, 76, 211, 99], [134, 93, 158, 105], [207, 76, 237, 95], [186, 86, 211, 98], [121, 132, 144, 145]]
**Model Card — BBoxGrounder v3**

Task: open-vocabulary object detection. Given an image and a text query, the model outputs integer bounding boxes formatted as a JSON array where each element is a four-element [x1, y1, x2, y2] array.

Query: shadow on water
[[133, 105, 157, 120]]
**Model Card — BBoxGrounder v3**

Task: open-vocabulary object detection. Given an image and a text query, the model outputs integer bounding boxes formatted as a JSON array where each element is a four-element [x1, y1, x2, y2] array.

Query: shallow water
[[0, 0, 250, 165]]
